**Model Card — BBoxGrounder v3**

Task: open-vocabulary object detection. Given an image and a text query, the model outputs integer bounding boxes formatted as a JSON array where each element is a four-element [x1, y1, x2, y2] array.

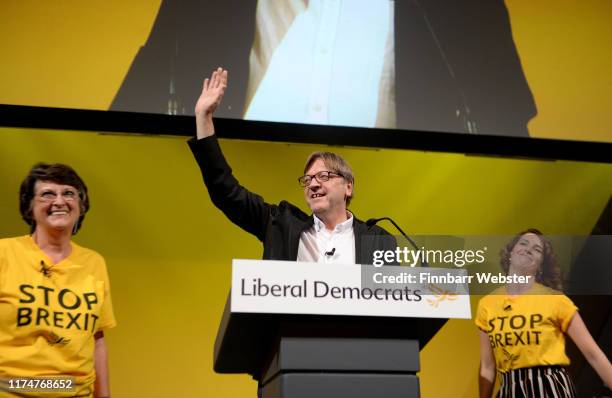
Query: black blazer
[[188, 136, 396, 264]]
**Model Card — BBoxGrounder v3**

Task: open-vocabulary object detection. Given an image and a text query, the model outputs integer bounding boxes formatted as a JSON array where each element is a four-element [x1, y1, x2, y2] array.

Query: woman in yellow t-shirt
[[0, 163, 116, 397], [476, 229, 612, 398]]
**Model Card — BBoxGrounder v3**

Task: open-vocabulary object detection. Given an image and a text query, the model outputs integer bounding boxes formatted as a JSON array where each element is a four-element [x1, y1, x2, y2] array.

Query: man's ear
[[345, 181, 353, 197]]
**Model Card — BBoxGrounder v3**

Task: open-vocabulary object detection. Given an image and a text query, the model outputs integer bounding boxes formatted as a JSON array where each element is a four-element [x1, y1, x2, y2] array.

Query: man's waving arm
[[189, 68, 271, 241]]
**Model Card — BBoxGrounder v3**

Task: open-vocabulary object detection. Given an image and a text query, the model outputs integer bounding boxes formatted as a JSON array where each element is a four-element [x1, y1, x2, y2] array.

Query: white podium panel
[[231, 259, 471, 319]]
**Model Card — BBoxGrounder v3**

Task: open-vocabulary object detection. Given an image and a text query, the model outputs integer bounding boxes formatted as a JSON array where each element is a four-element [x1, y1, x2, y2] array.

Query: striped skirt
[[498, 366, 577, 398]]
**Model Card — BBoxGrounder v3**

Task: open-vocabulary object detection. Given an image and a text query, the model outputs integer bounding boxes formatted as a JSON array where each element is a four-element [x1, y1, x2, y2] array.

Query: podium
[[214, 260, 471, 398]]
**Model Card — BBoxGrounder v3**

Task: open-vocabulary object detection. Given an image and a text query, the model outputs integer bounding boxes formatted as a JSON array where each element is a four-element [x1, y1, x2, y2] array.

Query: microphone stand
[[366, 217, 429, 267]]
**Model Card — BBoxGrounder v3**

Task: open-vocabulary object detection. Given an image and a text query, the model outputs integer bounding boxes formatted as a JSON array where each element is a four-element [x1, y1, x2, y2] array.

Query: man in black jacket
[[189, 68, 396, 264]]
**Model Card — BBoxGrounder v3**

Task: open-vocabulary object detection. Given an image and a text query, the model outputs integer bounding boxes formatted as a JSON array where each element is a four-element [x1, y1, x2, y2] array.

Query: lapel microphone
[[40, 260, 52, 277], [325, 248, 336, 256]]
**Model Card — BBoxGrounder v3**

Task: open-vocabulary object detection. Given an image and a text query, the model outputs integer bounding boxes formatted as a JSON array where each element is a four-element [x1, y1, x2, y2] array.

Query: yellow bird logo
[[426, 283, 458, 308], [42, 331, 71, 346]]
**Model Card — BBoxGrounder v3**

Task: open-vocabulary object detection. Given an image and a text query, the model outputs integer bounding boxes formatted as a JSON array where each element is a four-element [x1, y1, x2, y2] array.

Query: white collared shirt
[[297, 212, 356, 264], [245, 0, 394, 128]]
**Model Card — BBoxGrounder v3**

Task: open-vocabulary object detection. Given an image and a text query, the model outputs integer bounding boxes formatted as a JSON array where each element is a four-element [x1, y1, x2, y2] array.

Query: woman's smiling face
[[31, 181, 81, 234], [509, 232, 544, 276]]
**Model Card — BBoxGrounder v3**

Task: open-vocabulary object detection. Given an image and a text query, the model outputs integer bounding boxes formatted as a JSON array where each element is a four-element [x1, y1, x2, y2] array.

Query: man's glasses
[[298, 171, 344, 187]]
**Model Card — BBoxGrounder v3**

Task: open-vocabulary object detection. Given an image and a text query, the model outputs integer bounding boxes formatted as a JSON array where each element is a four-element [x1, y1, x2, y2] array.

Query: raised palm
[[195, 67, 228, 116]]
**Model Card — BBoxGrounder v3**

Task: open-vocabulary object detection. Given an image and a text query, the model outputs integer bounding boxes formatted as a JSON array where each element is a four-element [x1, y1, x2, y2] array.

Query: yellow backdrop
[[1, 1, 612, 396], [1, 1, 612, 141], [1, 127, 610, 397]]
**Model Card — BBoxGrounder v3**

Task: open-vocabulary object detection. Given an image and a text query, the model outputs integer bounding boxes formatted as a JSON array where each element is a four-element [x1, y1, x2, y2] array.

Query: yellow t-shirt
[[475, 284, 577, 373], [0, 236, 116, 397]]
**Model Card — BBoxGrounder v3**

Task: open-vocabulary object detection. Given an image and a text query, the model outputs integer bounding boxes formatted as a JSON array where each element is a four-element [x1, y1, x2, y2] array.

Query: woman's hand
[[94, 331, 110, 398], [567, 313, 612, 390], [479, 330, 496, 398]]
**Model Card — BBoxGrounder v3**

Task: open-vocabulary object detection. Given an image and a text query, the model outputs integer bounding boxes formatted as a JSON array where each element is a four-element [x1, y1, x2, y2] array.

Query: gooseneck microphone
[[366, 217, 429, 267], [324, 248, 336, 257]]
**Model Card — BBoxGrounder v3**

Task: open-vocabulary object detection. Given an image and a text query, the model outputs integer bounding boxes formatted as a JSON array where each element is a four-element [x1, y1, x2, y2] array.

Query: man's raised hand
[[195, 67, 228, 138]]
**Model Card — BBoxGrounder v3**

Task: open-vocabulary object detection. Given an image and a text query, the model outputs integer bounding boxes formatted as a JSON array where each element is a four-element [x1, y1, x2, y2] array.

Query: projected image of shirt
[[245, 0, 395, 128]]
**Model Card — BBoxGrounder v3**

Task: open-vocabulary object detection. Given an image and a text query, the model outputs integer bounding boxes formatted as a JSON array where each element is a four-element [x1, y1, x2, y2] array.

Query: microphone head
[[365, 218, 378, 228]]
